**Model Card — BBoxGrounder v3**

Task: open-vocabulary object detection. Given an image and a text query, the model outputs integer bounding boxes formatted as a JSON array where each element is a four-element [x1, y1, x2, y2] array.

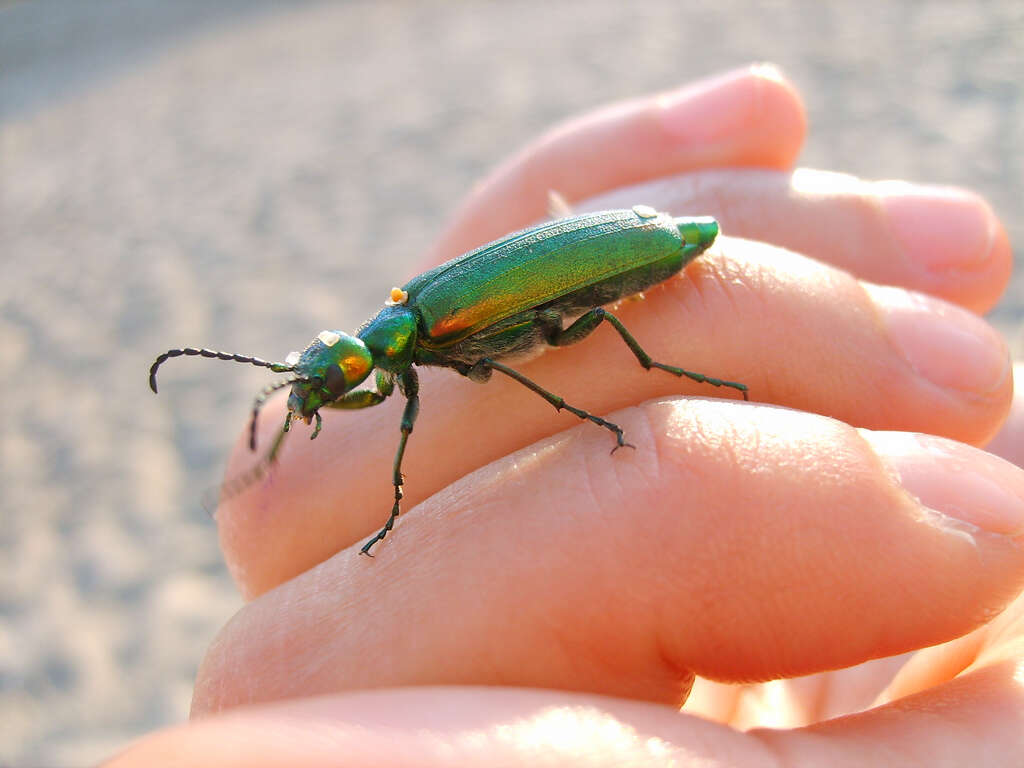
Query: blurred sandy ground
[[1, 1, 1021, 764]]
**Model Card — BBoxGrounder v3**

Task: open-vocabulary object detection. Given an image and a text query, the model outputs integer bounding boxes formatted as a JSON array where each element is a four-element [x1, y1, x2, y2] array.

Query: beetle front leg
[[318, 381, 413, 555], [360, 368, 419, 556], [549, 308, 749, 400]]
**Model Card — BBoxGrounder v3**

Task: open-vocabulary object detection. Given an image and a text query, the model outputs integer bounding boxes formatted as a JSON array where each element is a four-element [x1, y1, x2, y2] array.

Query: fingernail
[[657, 64, 785, 145], [865, 283, 1009, 395], [876, 182, 997, 271], [860, 430, 1024, 539]]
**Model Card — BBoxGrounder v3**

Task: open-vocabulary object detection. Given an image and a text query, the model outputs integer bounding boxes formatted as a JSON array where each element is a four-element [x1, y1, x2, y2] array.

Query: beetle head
[[287, 330, 374, 421]]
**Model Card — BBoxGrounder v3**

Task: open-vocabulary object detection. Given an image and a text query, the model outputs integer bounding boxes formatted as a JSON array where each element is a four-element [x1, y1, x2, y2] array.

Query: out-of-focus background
[[1, 1, 1021, 764]]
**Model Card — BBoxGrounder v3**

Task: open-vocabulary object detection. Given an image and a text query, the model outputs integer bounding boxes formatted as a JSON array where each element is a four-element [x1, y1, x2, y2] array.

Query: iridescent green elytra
[[149, 205, 747, 555]]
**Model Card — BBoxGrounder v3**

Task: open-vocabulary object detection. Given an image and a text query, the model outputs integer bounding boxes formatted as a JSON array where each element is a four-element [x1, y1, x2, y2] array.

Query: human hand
[[110, 65, 1023, 766]]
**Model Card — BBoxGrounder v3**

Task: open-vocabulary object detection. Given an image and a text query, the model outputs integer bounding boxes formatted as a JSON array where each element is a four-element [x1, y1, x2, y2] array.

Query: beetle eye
[[325, 365, 346, 393]]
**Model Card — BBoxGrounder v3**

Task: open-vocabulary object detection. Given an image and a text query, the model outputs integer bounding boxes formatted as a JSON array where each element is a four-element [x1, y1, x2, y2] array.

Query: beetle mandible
[[150, 205, 748, 555]]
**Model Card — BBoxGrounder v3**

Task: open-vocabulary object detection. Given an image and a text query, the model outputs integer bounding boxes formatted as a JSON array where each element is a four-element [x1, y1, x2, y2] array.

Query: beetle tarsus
[[609, 432, 636, 454], [650, 361, 749, 400], [360, 487, 402, 556]]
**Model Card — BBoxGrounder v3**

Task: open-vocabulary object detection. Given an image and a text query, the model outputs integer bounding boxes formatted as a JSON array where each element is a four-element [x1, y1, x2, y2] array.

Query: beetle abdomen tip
[[674, 216, 719, 249]]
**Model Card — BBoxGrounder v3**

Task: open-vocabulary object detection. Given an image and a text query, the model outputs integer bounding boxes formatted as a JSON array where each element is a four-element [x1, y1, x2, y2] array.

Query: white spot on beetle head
[[632, 204, 658, 219], [318, 330, 341, 347]]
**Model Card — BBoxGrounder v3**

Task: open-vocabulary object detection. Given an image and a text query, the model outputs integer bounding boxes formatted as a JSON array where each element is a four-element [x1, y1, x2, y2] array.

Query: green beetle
[[150, 205, 747, 554]]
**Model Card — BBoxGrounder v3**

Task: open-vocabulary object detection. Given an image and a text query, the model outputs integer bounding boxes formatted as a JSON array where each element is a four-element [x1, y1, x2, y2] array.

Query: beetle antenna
[[149, 347, 296, 394], [249, 375, 305, 451]]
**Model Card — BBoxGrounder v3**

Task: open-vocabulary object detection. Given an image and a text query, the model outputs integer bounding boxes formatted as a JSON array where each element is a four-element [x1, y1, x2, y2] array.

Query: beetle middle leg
[[472, 357, 633, 452], [547, 308, 749, 400]]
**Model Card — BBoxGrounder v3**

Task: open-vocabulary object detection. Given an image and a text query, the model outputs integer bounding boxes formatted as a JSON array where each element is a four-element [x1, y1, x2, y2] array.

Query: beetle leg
[[249, 375, 302, 451], [219, 382, 396, 511], [313, 376, 415, 557], [323, 389, 388, 410], [361, 369, 420, 556], [204, 411, 293, 513], [476, 357, 633, 453], [550, 308, 749, 401], [271, 411, 293, 461]]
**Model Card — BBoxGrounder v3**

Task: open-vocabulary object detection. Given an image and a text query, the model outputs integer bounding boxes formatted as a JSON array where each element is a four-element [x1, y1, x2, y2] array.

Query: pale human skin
[[109, 65, 1024, 766]]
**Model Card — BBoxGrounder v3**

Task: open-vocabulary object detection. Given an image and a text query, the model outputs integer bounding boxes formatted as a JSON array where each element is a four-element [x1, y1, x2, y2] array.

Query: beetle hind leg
[[474, 357, 634, 453], [550, 308, 749, 401]]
